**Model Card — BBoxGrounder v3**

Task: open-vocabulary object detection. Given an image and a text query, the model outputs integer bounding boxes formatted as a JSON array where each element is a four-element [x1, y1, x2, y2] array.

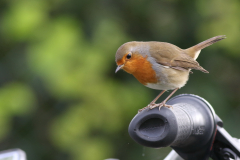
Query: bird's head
[[115, 42, 147, 74]]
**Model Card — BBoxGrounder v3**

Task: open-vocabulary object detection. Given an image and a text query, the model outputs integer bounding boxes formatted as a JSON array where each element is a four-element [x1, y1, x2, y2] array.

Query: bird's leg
[[149, 90, 166, 105], [138, 90, 166, 112], [149, 88, 179, 110]]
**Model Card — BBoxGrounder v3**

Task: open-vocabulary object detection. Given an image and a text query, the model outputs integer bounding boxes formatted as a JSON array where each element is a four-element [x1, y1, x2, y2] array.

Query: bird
[[115, 35, 226, 112]]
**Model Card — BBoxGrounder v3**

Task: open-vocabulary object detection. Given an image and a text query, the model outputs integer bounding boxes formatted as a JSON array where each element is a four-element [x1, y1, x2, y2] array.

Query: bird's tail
[[185, 35, 226, 60]]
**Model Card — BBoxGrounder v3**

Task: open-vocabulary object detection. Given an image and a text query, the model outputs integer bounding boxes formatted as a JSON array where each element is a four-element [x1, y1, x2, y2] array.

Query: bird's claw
[[138, 102, 173, 113], [149, 103, 164, 111], [138, 103, 160, 113], [155, 102, 173, 110], [138, 106, 149, 113], [138, 103, 156, 113], [149, 103, 162, 110], [163, 103, 173, 109]]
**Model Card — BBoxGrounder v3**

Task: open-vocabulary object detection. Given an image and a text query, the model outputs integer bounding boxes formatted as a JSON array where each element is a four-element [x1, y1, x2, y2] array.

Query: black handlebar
[[128, 94, 240, 160]]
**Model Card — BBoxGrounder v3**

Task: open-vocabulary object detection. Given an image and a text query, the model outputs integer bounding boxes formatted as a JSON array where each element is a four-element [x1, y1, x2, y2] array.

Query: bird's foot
[[138, 103, 157, 113], [148, 103, 161, 109], [138, 106, 150, 113], [138, 102, 173, 113], [162, 103, 173, 109], [149, 102, 173, 110], [149, 103, 163, 110]]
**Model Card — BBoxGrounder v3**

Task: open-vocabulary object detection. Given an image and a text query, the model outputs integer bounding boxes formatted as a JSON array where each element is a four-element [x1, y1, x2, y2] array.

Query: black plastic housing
[[128, 94, 218, 160]]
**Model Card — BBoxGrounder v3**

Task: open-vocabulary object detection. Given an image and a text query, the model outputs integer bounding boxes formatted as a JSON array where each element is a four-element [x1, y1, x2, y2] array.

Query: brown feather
[[185, 35, 226, 58], [149, 42, 209, 73]]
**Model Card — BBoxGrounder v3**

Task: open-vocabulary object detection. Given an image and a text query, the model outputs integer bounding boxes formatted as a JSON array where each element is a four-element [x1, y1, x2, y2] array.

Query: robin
[[115, 35, 226, 112]]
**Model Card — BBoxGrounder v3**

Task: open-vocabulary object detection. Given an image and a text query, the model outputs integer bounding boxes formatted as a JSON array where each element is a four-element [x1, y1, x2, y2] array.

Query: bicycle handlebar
[[128, 94, 240, 160]]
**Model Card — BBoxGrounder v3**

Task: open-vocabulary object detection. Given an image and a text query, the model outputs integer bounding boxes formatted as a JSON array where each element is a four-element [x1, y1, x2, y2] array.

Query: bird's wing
[[149, 42, 209, 73], [172, 54, 209, 73]]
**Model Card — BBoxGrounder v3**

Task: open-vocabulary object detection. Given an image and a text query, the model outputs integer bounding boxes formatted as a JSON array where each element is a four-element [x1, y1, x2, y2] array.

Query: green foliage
[[0, 0, 240, 159], [196, 0, 240, 56], [2, 0, 47, 41], [0, 82, 35, 140]]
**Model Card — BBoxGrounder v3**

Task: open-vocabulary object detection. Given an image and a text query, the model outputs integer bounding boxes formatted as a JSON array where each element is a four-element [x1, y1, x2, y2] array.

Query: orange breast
[[122, 55, 158, 85]]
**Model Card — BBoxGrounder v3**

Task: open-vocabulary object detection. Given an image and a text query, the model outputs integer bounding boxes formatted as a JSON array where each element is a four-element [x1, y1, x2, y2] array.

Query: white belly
[[145, 67, 190, 90], [145, 82, 179, 90]]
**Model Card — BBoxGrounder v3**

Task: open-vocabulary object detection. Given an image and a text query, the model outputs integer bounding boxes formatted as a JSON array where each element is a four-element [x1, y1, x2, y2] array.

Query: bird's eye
[[126, 53, 132, 59]]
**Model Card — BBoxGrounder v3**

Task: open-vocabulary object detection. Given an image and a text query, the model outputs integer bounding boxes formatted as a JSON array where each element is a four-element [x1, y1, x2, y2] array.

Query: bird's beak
[[115, 64, 124, 73]]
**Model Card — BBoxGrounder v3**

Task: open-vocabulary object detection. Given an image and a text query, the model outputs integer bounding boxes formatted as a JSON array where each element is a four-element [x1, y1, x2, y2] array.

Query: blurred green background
[[0, 0, 240, 159]]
